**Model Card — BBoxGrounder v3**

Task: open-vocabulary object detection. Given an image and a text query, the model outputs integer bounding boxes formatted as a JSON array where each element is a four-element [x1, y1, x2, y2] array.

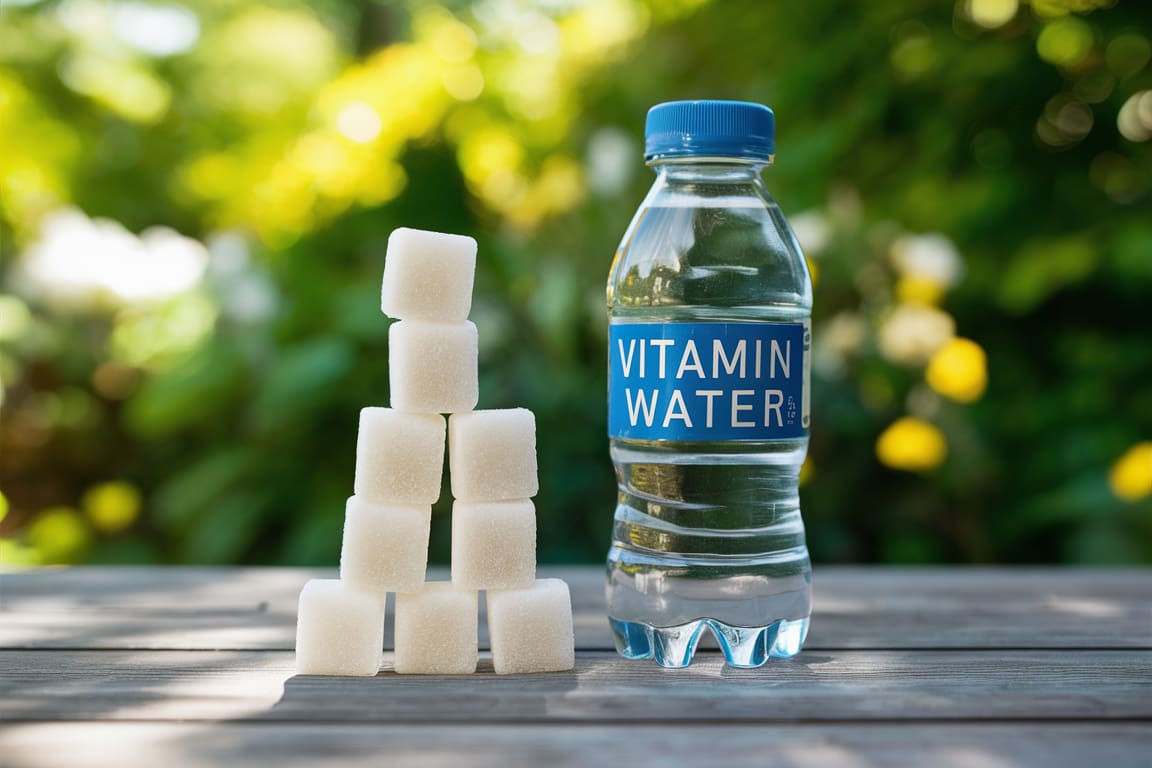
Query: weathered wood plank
[[1, 567, 1149, 650], [1, 649, 1149, 723], [0, 568, 607, 651], [2, 568, 1150, 765], [2, 722, 1151, 768]]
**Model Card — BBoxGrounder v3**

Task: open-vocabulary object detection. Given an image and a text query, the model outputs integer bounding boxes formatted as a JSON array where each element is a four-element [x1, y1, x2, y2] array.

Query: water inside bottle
[[606, 201, 813, 668]]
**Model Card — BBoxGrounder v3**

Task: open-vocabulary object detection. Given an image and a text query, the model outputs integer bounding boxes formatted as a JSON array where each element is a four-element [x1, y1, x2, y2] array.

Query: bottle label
[[608, 321, 810, 441]]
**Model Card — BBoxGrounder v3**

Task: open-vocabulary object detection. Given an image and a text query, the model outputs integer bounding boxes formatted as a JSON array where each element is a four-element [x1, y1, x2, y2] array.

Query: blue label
[[608, 321, 809, 441]]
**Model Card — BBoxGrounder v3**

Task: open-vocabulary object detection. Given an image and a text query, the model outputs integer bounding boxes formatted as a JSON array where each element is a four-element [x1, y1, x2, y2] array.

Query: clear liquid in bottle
[[605, 101, 813, 668]]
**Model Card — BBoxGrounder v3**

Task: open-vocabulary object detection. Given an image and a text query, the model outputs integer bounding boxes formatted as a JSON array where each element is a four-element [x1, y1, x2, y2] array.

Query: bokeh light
[[964, 0, 1019, 29], [1036, 17, 1095, 68], [1117, 90, 1152, 142], [876, 418, 948, 473], [878, 304, 956, 366], [111, 2, 201, 57], [14, 209, 208, 309], [83, 481, 142, 534], [926, 338, 988, 403], [336, 102, 384, 144], [27, 507, 90, 564], [1109, 443, 1152, 503]]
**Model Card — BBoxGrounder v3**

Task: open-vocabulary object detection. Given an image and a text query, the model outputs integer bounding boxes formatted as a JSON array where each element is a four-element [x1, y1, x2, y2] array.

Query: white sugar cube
[[487, 579, 575, 674], [451, 500, 536, 590], [339, 496, 431, 594], [295, 579, 385, 676], [381, 227, 477, 322], [389, 321, 478, 414], [449, 408, 537, 501], [393, 583, 478, 674], [354, 407, 445, 504]]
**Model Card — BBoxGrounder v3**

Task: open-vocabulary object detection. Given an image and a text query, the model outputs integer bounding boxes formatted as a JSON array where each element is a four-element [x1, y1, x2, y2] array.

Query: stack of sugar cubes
[[294, 228, 575, 677]]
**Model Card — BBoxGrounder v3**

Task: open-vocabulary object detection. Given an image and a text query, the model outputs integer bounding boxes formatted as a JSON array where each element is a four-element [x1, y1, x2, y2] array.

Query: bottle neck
[[650, 158, 769, 184]]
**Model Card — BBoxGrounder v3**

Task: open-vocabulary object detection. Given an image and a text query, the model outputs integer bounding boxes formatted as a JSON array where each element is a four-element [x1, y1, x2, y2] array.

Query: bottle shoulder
[[607, 183, 812, 317]]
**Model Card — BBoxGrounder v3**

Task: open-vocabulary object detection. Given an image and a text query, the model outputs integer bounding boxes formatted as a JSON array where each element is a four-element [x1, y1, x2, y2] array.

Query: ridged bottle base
[[609, 616, 809, 668]]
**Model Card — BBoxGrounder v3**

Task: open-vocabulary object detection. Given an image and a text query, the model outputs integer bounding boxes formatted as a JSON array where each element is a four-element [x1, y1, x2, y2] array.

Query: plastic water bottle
[[605, 100, 813, 668]]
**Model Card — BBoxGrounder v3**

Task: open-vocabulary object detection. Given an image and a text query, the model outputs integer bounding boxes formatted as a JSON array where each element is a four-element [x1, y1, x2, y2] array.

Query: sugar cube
[[339, 496, 431, 594], [448, 408, 537, 501], [393, 583, 478, 674], [295, 579, 385, 676], [381, 228, 477, 323], [354, 407, 445, 504], [451, 500, 536, 590], [487, 579, 575, 674], [389, 321, 478, 414]]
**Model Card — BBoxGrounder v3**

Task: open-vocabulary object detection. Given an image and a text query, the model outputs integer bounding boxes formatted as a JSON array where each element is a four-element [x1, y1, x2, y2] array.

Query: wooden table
[[1, 567, 1149, 766]]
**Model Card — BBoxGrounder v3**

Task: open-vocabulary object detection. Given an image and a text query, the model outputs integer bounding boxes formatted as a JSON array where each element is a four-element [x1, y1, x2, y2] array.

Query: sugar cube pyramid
[[294, 227, 575, 677]]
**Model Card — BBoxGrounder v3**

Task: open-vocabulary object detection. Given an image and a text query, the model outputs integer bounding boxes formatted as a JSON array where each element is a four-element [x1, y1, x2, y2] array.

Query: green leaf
[[125, 343, 247, 438], [247, 336, 354, 435], [178, 490, 270, 564], [997, 235, 1098, 313], [152, 449, 254, 531]]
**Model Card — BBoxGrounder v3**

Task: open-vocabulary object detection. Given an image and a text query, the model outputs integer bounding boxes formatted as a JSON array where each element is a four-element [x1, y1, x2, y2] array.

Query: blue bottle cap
[[644, 100, 775, 162]]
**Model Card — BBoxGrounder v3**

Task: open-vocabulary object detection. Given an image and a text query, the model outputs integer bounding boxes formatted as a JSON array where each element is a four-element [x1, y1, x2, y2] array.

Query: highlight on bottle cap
[[644, 100, 775, 163]]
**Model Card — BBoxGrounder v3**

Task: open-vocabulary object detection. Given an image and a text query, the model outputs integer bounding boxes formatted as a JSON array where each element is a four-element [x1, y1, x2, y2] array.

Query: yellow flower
[[27, 507, 91, 563], [798, 458, 814, 487], [876, 417, 947, 472], [896, 275, 946, 306], [805, 255, 819, 287], [926, 338, 987, 403], [83, 482, 142, 534], [1109, 442, 1152, 502]]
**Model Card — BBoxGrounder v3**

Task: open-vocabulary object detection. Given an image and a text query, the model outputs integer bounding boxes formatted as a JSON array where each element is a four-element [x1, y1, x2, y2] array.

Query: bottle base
[[609, 616, 809, 668]]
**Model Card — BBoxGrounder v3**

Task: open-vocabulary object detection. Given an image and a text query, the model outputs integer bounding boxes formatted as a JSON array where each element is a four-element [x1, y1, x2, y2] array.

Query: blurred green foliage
[[1, 0, 1150, 568]]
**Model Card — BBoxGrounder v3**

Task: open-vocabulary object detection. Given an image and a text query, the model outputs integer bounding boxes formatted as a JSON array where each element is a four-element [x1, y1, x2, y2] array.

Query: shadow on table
[[0, 566, 320, 651], [267, 656, 581, 723], [0, 566, 620, 652]]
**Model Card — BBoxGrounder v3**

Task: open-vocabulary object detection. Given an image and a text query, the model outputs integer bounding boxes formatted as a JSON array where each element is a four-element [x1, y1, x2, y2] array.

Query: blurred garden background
[[1, 0, 1150, 568]]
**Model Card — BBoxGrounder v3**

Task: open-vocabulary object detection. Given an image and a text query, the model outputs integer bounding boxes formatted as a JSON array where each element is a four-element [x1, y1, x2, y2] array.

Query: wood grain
[[2, 722, 1151, 768], [2, 649, 1150, 723], [2, 566, 1148, 650], [2, 566, 1149, 767]]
